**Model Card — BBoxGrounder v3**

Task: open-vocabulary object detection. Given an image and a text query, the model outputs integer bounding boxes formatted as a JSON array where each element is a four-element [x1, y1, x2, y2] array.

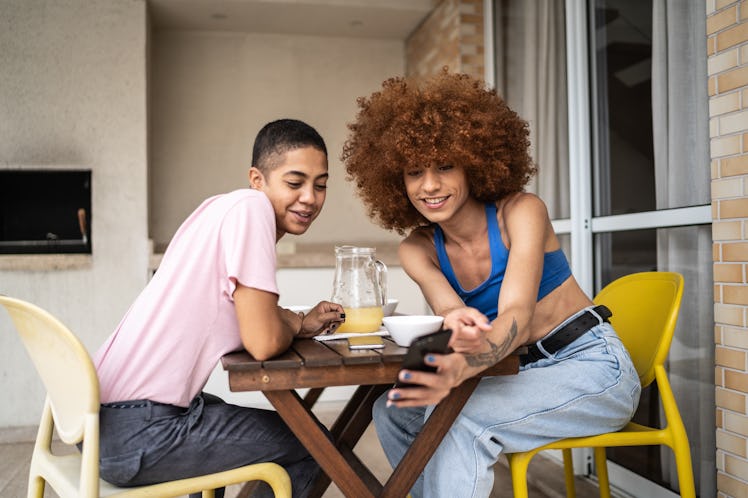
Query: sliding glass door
[[588, 1, 714, 495], [489, 0, 714, 495]]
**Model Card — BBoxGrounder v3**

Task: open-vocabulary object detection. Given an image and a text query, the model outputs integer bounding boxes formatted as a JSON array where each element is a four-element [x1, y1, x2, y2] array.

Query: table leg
[[268, 379, 480, 498], [380, 377, 481, 498], [303, 387, 325, 409], [264, 389, 381, 498], [330, 384, 390, 444], [309, 384, 390, 497]]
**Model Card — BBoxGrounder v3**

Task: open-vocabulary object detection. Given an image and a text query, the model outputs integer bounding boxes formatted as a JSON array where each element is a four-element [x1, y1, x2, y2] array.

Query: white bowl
[[382, 315, 444, 347], [286, 305, 313, 314], [382, 298, 399, 316]]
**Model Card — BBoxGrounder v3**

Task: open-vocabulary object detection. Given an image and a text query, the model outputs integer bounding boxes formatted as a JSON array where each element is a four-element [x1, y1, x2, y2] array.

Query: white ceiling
[[148, 0, 435, 39]]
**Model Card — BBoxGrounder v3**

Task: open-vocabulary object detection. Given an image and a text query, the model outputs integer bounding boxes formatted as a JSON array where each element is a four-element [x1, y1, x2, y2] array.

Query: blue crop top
[[433, 203, 572, 321]]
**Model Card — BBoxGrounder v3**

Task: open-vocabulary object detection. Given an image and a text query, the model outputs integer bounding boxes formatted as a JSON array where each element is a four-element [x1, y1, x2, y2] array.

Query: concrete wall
[[0, 0, 411, 428], [149, 30, 405, 249], [0, 0, 149, 427]]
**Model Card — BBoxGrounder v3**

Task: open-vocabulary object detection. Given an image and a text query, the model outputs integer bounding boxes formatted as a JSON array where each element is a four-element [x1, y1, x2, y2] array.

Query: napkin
[[314, 328, 389, 342]]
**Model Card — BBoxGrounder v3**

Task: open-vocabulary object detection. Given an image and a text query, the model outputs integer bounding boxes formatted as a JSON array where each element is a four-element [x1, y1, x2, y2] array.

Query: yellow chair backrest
[[507, 272, 694, 498], [0, 295, 99, 445], [593, 271, 684, 388], [1, 294, 292, 498]]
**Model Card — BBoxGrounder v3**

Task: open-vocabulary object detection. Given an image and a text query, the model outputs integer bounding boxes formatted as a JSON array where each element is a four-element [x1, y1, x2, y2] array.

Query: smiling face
[[249, 146, 329, 239], [403, 164, 471, 224]]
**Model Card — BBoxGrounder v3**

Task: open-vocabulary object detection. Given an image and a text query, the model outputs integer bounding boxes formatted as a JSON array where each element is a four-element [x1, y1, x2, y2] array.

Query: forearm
[[463, 317, 520, 368], [459, 310, 530, 375]]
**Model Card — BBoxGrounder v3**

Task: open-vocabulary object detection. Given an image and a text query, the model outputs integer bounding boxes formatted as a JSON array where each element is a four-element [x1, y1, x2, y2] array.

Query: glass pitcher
[[331, 245, 387, 333]]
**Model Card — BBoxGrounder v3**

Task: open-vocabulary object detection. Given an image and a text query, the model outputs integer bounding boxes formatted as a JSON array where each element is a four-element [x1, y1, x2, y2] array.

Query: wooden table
[[222, 336, 519, 498]]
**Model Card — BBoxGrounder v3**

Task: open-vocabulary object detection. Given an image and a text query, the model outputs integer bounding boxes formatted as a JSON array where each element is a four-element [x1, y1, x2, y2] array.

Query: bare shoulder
[[400, 225, 435, 251], [399, 226, 437, 272], [501, 192, 549, 218], [500, 192, 554, 247]]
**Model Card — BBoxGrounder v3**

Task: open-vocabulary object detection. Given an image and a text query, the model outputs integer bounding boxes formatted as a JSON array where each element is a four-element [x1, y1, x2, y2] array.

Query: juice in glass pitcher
[[337, 306, 384, 334], [331, 245, 387, 334]]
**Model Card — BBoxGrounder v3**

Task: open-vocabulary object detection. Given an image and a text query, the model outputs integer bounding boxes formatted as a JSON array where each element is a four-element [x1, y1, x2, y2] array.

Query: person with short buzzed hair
[[94, 119, 344, 498]]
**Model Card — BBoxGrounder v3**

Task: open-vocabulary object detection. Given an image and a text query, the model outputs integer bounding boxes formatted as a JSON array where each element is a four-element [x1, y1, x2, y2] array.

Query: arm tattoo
[[465, 318, 518, 367]]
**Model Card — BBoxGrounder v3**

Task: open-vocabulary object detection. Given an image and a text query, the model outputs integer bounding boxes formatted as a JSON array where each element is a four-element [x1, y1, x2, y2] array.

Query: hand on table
[[297, 301, 346, 338]]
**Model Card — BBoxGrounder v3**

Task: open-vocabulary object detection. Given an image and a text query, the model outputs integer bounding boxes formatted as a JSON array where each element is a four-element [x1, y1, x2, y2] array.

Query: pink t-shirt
[[94, 189, 279, 407]]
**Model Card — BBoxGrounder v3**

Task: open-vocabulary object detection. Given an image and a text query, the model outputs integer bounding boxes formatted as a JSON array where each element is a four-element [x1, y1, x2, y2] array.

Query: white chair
[[1, 295, 292, 498]]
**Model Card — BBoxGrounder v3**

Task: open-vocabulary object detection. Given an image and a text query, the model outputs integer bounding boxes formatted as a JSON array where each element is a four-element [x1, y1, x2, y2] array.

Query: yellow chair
[[0, 295, 292, 498], [506, 271, 695, 498]]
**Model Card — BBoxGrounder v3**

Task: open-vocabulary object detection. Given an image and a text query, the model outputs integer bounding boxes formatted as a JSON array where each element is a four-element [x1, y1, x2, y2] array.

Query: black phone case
[[395, 328, 453, 388]]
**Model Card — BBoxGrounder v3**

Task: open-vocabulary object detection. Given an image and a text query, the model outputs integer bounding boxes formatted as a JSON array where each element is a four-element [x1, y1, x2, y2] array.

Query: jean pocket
[[99, 449, 144, 486]]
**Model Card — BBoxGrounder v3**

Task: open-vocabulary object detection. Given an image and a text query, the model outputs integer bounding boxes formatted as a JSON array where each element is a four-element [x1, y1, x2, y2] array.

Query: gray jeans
[[98, 392, 320, 498]]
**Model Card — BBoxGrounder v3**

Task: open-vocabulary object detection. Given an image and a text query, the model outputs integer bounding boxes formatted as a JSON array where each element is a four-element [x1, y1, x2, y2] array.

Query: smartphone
[[348, 335, 384, 349], [394, 328, 453, 388]]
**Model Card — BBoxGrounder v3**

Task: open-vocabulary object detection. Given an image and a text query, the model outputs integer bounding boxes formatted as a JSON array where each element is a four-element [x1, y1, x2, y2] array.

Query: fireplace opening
[[0, 170, 92, 254]]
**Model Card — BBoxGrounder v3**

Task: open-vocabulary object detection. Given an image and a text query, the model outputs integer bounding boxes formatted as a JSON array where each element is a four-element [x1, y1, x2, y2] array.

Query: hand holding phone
[[395, 328, 452, 388]]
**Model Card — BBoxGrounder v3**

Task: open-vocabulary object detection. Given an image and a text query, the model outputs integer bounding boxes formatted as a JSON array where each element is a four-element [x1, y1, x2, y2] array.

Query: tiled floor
[[0, 402, 602, 498]]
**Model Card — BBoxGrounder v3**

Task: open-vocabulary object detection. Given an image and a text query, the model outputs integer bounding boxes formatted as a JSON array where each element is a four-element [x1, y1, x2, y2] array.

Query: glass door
[[489, 0, 714, 495], [586, 1, 714, 496]]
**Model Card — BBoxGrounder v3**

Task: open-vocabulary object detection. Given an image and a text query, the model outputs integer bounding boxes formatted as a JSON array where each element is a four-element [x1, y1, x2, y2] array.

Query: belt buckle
[[587, 306, 604, 326], [533, 337, 550, 357], [534, 306, 599, 356]]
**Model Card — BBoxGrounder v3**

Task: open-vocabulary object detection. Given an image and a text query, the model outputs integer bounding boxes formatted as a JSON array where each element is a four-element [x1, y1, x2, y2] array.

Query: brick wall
[[405, 0, 484, 80], [709, 0, 748, 496]]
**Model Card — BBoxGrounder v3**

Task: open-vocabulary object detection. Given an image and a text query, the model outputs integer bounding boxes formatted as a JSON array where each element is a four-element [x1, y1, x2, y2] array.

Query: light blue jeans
[[373, 319, 641, 498]]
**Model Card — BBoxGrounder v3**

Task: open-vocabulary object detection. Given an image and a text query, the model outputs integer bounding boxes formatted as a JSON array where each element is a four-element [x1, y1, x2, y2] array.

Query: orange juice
[[337, 306, 384, 333]]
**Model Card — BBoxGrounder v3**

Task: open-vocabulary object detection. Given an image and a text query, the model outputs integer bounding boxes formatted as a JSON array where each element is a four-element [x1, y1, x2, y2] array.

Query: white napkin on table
[[314, 328, 389, 342]]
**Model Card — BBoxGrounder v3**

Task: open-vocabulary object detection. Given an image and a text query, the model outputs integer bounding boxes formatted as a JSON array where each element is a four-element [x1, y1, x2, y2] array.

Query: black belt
[[521, 305, 612, 365], [101, 399, 187, 416]]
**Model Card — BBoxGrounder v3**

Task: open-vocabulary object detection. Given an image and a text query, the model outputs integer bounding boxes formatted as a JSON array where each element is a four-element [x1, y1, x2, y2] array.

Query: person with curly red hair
[[342, 71, 640, 498]]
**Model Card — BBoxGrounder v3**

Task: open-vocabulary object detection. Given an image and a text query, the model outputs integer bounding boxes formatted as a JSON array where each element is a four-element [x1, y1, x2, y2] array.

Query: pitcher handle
[[375, 259, 388, 307]]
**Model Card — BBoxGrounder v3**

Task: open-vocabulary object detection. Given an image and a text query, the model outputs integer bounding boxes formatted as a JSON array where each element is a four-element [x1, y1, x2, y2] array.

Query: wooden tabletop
[[221, 336, 520, 498], [221, 336, 518, 392]]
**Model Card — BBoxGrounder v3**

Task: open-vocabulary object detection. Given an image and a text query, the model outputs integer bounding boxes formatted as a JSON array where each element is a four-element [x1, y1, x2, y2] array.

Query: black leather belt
[[521, 305, 612, 365], [101, 399, 187, 416]]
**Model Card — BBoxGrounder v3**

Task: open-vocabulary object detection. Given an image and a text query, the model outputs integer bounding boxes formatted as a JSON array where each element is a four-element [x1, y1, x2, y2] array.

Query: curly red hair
[[342, 70, 536, 234]]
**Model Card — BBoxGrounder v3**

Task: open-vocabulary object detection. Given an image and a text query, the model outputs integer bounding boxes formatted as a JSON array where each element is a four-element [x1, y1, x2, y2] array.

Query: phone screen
[[394, 328, 452, 388]]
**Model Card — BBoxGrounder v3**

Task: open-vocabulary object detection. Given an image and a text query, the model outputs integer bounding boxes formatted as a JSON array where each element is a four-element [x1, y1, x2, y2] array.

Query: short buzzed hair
[[251, 119, 327, 172]]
